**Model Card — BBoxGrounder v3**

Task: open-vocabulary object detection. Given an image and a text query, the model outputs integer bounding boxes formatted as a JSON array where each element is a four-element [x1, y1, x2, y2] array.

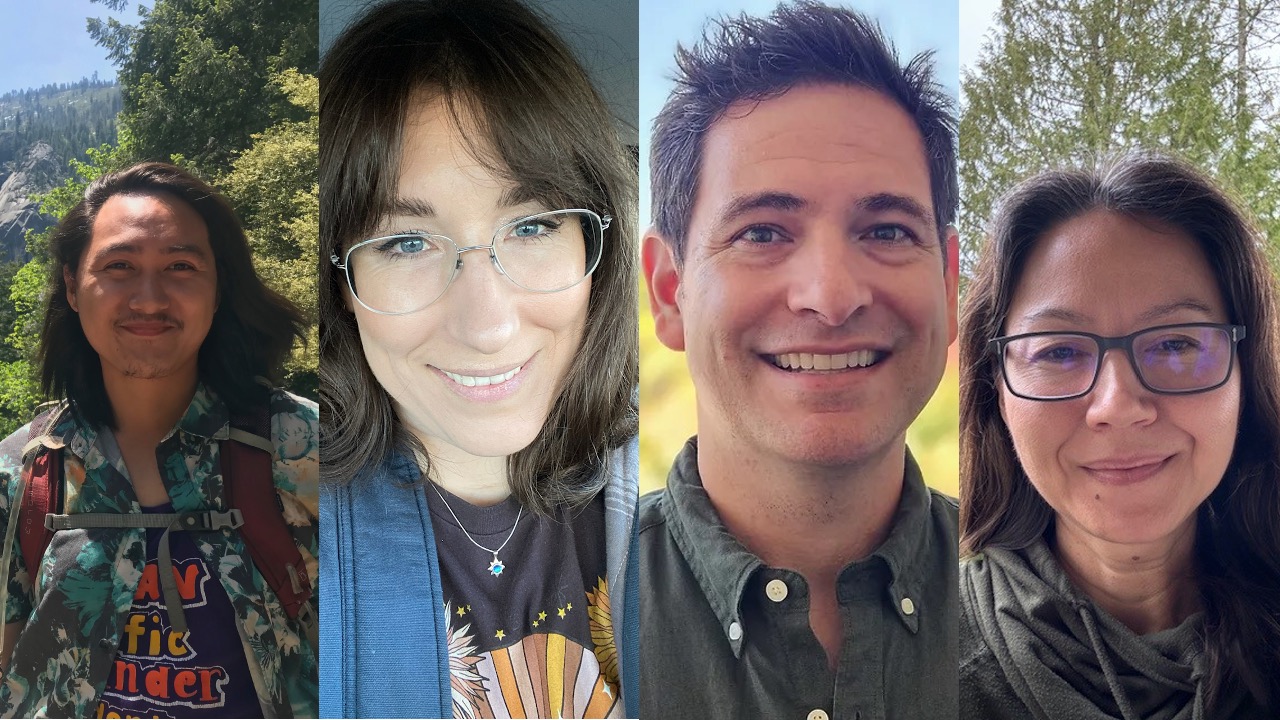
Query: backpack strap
[[225, 407, 318, 654], [47, 510, 244, 634], [17, 406, 68, 591]]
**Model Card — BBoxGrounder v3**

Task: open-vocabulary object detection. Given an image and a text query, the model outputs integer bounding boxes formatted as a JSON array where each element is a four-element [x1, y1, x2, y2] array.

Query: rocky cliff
[[0, 143, 61, 263]]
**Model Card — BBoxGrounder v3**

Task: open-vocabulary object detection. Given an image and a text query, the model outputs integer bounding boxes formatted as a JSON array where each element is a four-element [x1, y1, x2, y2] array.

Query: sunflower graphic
[[444, 602, 487, 718], [585, 578, 618, 690]]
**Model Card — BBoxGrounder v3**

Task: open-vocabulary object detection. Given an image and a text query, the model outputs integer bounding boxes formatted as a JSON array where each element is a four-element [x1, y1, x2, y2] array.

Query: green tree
[[961, 0, 1280, 281], [219, 69, 319, 398], [89, 0, 318, 179]]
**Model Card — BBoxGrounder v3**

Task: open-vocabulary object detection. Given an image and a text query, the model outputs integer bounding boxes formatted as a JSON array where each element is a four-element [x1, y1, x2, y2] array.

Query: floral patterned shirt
[[0, 385, 319, 718]]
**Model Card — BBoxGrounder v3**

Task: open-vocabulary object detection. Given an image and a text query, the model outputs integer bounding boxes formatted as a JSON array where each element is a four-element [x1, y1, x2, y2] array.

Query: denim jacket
[[319, 436, 639, 719]]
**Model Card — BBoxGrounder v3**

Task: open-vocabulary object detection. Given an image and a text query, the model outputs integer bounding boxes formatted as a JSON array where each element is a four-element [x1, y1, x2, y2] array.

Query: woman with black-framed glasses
[[958, 153, 1280, 720], [316, 0, 639, 717]]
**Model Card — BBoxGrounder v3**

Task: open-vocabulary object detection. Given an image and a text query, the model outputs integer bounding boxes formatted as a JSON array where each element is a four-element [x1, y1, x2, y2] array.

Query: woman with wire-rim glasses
[[316, 0, 639, 716], [958, 153, 1280, 720]]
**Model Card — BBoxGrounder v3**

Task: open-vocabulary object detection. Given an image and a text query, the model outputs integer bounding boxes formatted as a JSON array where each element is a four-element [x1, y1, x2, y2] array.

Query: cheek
[[1184, 374, 1241, 481], [353, 312, 439, 369], [998, 389, 1073, 487]]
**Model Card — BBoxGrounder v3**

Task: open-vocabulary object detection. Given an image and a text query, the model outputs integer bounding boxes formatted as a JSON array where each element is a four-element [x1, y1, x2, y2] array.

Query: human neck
[[1053, 517, 1201, 635], [102, 368, 199, 442], [416, 435, 512, 507], [696, 426, 906, 582]]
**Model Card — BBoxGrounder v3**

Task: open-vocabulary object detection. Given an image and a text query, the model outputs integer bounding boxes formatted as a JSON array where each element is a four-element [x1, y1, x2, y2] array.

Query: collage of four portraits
[[0, 0, 1276, 718]]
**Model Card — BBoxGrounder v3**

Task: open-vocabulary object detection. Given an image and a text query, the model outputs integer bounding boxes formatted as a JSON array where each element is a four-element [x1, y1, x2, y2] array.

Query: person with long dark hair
[[317, 1, 639, 717], [959, 153, 1280, 719], [0, 161, 317, 718]]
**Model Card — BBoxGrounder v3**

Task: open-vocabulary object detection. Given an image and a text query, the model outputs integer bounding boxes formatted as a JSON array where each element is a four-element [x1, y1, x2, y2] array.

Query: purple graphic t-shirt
[[94, 504, 262, 719]]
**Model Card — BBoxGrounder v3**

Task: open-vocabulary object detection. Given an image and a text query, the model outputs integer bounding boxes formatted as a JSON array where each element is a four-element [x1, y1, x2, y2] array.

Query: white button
[[728, 621, 743, 641], [807, 710, 829, 720], [901, 596, 916, 615], [765, 578, 789, 602]]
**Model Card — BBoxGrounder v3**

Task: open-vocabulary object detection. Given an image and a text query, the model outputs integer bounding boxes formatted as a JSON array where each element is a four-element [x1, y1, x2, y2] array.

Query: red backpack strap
[[18, 408, 65, 585], [18, 448, 60, 585], [222, 407, 315, 627]]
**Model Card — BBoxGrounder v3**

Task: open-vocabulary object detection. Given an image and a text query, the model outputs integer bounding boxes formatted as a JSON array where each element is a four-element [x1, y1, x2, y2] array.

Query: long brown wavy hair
[[319, 0, 638, 515], [960, 152, 1280, 711]]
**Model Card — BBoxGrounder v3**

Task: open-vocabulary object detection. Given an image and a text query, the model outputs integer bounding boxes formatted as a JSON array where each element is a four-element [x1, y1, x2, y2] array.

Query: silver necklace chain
[[430, 483, 522, 577]]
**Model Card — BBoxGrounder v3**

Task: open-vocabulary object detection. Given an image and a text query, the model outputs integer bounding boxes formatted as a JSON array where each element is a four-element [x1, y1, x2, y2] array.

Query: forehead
[[1006, 209, 1227, 330], [87, 191, 211, 255], [692, 83, 933, 224]]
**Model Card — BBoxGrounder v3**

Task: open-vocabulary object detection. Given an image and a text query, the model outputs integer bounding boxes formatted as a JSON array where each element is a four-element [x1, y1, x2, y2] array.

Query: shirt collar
[[662, 438, 937, 656], [46, 383, 232, 462]]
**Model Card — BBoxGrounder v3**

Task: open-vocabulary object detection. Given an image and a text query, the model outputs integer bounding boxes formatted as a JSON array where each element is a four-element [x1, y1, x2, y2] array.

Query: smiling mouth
[[769, 350, 886, 371], [440, 364, 524, 387]]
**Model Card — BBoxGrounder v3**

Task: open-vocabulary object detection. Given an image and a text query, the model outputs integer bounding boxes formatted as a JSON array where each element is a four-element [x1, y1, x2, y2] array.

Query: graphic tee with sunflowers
[[426, 485, 621, 719]]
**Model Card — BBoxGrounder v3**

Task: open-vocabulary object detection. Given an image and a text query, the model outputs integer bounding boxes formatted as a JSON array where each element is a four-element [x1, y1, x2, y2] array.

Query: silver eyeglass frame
[[330, 209, 611, 316]]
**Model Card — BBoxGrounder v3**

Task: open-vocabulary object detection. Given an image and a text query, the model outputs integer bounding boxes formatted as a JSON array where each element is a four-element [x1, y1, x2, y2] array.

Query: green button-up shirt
[[640, 438, 958, 720]]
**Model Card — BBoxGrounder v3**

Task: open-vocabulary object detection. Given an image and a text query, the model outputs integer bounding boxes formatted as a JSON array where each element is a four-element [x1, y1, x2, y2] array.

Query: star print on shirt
[[495, 629, 505, 641], [457, 606, 466, 616], [557, 607, 566, 619], [538, 611, 547, 621]]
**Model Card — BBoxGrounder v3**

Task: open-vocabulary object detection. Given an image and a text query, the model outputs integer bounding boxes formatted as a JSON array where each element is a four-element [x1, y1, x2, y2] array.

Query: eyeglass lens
[[346, 210, 603, 314], [1001, 325, 1235, 399]]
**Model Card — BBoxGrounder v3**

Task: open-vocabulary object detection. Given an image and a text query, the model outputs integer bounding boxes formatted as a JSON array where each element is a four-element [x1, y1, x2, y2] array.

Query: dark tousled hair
[[650, 0, 957, 265], [960, 152, 1280, 712], [318, 0, 638, 515], [40, 161, 307, 429]]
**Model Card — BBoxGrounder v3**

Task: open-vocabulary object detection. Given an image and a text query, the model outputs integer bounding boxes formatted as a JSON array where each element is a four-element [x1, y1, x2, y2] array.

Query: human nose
[[785, 231, 871, 326], [1084, 349, 1156, 428], [444, 245, 519, 354], [128, 272, 171, 314]]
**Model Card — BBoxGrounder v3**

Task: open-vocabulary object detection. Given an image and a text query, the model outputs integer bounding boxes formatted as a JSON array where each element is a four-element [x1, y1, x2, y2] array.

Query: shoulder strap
[[18, 407, 66, 585], [224, 406, 317, 647]]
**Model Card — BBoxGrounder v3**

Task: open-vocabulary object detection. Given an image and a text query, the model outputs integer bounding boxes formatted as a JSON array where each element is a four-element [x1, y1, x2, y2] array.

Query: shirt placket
[[833, 562, 889, 720], [749, 568, 840, 720]]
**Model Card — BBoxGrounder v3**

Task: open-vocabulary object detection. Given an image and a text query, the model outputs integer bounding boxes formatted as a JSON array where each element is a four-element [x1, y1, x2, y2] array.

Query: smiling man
[[641, 3, 960, 718], [0, 163, 318, 717]]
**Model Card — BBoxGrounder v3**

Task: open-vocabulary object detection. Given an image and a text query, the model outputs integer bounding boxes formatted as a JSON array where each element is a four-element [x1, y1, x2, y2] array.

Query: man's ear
[[63, 266, 79, 313], [945, 226, 959, 346], [642, 229, 685, 352]]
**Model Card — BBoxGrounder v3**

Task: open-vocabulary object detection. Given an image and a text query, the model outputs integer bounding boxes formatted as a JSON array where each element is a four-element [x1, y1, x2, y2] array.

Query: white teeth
[[770, 351, 882, 371], [442, 364, 523, 387]]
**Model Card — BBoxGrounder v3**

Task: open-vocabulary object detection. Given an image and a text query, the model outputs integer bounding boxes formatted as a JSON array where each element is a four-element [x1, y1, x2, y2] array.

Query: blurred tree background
[[0, 0, 317, 437], [961, 0, 1280, 282]]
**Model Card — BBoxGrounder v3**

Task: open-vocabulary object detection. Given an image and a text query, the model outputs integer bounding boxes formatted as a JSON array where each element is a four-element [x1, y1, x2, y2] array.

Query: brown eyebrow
[[1015, 299, 1217, 328], [716, 192, 808, 227], [382, 185, 542, 221], [856, 192, 933, 227], [93, 242, 210, 258]]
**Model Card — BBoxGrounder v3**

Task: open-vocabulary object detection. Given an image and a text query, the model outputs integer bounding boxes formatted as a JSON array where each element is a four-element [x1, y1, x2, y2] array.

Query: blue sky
[[0, 0, 143, 96], [639, 0, 968, 226]]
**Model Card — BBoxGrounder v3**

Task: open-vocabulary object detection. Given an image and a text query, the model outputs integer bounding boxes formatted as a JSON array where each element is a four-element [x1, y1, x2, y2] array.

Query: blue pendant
[[488, 555, 504, 577]]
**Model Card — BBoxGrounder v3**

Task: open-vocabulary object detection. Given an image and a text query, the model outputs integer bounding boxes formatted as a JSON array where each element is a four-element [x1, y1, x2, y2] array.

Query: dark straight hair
[[960, 152, 1280, 711], [650, 0, 957, 265], [40, 161, 307, 428], [319, 0, 638, 515]]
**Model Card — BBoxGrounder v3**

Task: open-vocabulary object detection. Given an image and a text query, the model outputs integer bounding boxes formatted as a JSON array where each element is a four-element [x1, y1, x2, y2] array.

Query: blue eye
[[375, 236, 429, 255], [510, 219, 557, 240]]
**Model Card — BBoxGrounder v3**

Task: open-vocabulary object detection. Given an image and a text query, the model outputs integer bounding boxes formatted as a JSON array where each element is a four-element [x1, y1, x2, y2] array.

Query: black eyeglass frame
[[988, 322, 1247, 401]]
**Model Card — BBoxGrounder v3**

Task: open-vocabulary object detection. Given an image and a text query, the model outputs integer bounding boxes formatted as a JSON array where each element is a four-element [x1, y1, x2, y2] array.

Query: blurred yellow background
[[638, 281, 960, 497]]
